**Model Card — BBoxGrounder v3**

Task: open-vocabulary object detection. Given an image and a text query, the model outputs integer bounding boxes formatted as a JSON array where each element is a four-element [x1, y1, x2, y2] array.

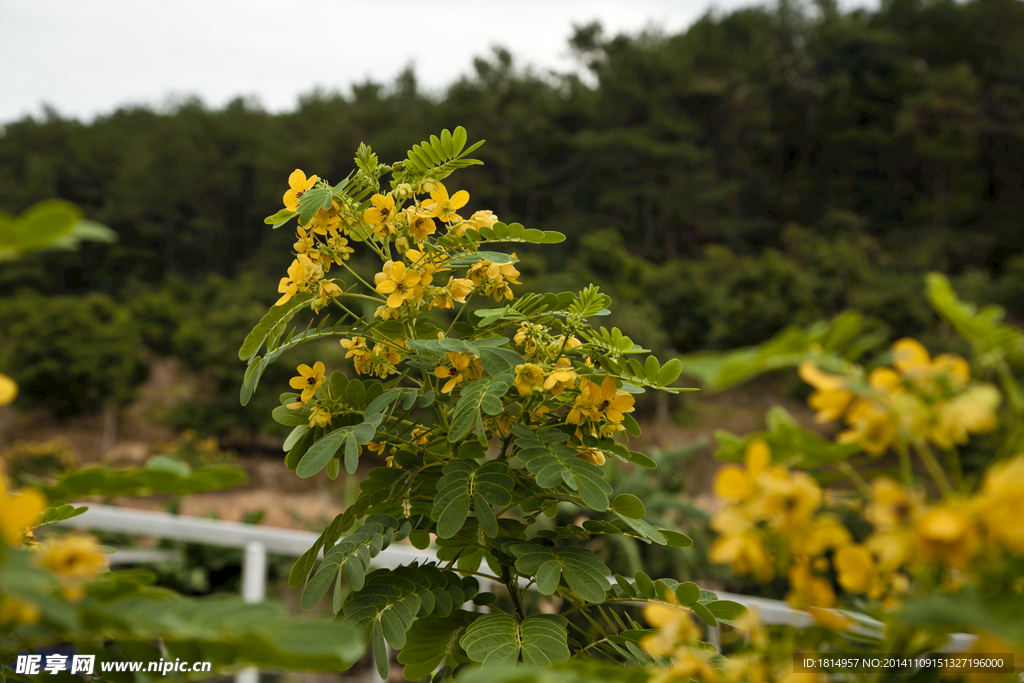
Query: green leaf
[[675, 582, 700, 607], [40, 462, 245, 500], [297, 416, 382, 478], [620, 413, 642, 438], [704, 600, 748, 622], [39, 504, 88, 525], [372, 622, 388, 679], [397, 612, 474, 680], [460, 614, 569, 667], [660, 530, 694, 548], [264, 208, 296, 229], [512, 545, 611, 604], [75, 593, 365, 672], [239, 292, 313, 361], [634, 571, 656, 600], [297, 186, 333, 224], [615, 515, 666, 545], [431, 461, 513, 539], [612, 494, 645, 519], [448, 375, 511, 444], [514, 434, 612, 511], [658, 358, 683, 386], [690, 601, 717, 627], [0, 199, 80, 251], [452, 127, 467, 156]]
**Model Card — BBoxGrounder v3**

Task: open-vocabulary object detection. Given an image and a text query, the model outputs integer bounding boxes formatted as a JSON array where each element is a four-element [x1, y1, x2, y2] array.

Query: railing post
[[236, 542, 267, 683]]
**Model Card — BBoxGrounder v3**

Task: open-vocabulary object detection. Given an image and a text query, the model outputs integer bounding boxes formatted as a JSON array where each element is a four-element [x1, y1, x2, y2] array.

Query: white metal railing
[[58, 504, 437, 683], [57, 503, 976, 680]]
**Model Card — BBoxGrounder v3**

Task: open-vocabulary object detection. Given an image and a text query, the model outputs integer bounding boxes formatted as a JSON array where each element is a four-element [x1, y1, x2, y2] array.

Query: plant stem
[[895, 442, 914, 488], [839, 461, 870, 494], [914, 440, 954, 497], [339, 260, 379, 294], [945, 445, 963, 490]]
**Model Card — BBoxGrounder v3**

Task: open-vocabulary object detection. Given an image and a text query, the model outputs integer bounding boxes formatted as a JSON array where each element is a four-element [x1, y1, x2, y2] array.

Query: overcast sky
[[1, 0, 877, 125]]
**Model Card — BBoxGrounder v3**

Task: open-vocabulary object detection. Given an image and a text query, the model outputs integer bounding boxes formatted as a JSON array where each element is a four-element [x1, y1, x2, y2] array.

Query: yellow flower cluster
[[641, 599, 819, 683], [340, 337, 403, 379], [566, 376, 636, 438], [710, 441, 849, 608], [641, 598, 719, 683], [39, 533, 107, 601], [799, 338, 1000, 456], [435, 352, 483, 394], [713, 435, 1024, 611], [275, 170, 353, 309]]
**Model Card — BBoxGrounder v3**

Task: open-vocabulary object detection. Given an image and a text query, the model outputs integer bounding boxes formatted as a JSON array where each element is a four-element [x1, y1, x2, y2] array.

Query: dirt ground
[[0, 359, 829, 530]]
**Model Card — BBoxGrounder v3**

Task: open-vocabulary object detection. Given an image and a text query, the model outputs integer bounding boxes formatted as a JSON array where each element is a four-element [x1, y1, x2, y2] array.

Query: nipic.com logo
[[15, 655, 95, 675], [14, 655, 213, 676]]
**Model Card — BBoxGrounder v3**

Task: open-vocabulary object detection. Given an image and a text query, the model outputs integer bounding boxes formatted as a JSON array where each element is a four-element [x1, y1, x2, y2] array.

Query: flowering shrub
[[682, 278, 1024, 682], [237, 130, 765, 680]]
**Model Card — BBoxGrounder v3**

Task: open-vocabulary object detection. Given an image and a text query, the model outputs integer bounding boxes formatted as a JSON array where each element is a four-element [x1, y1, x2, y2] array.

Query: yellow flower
[[808, 607, 853, 633], [833, 544, 876, 594], [568, 376, 635, 427], [542, 366, 577, 396], [915, 502, 977, 568], [308, 406, 332, 428], [422, 182, 469, 222], [294, 226, 316, 253], [709, 530, 774, 581], [0, 372, 16, 405], [578, 448, 606, 466], [789, 515, 851, 557], [514, 363, 545, 395], [375, 260, 427, 309], [786, 557, 835, 609], [363, 193, 396, 229], [466, 210, 499, 230], [974, 455, 1024, 554], [317, 280, 342, 305], [41, 534, 107, 581], [866, 529, 912, 572], [435, 352, 481, 394], [931, 384, 1001, 449], [641, 603, 701, 656], [283, 169, 318, 211], [276, 258, 310, 306], [367, 343, 403, 379], [864, 478, 919, 530], [327, 231, 355, 262], [467, 258, 522, 287], [714, 440, 771, 502], [798, 361, 855, 423], [0, 596, 40, 625], [755, 469, 822, 532], [404, 208, 436, 242], [837, 400, 896, 456], [416, 177, 439, 195], [289, 361, 327, 403], [0, 482, 47, 546], [891, 337, 932, 378]]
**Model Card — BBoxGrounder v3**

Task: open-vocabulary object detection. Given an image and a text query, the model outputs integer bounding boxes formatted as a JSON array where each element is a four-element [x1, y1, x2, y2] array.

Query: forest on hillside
[[1, 0, 1023, 430]]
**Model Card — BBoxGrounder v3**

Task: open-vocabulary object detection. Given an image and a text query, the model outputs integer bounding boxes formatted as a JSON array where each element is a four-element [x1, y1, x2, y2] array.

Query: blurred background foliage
[[1, 0, 1022, 430]]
